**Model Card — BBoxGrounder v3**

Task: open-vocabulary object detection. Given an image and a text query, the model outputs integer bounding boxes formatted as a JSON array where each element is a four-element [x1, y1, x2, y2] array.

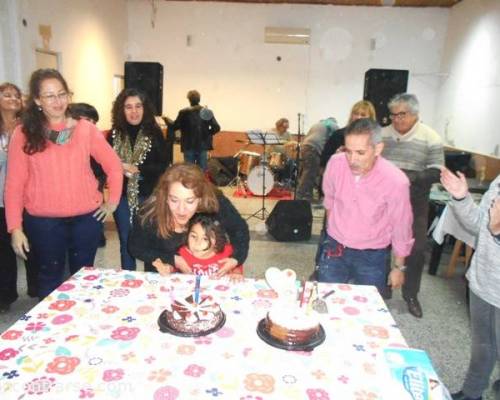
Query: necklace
[[0, 133, 9, 152]]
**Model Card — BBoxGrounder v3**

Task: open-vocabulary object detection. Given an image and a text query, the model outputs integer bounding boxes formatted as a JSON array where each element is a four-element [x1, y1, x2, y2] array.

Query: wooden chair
[[445, 239, 473, 278]]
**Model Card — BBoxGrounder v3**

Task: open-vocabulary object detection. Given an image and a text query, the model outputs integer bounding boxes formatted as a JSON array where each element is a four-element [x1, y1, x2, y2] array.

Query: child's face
[[188, 223, 215, 259]]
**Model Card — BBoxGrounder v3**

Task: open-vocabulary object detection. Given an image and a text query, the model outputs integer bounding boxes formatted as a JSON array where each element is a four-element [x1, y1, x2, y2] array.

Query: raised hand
[[440, 167, 468, 199]]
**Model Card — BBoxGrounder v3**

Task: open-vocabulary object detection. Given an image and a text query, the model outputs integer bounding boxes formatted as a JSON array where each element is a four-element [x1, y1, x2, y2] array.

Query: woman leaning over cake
[[128, 163, 249, 277], [5, 69, 123, 299], [108, 88, 169, 271]]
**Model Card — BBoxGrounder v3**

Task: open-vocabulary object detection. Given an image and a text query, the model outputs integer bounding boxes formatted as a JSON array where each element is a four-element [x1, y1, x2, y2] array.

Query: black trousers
[[0, 207, 18, 305], [402, 193, 429, 299], [0, 208, 39, 303]]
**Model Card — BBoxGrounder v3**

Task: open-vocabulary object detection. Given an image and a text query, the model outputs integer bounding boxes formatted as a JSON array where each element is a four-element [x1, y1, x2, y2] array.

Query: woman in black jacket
[[109, 88, 169, 270], [129, 163, 249, 276]]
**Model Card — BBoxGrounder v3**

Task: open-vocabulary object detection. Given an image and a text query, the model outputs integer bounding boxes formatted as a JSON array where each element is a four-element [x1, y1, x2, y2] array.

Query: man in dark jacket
[[170, 90, 220, 171]]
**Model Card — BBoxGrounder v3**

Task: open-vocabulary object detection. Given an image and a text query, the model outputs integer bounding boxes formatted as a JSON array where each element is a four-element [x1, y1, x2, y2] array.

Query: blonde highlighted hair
[[348, 100, 377, 123], [138, 163, 219, 238]]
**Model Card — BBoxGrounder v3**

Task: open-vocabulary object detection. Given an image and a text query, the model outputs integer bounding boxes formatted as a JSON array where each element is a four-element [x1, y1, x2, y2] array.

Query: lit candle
[[299, 280, 307, 308], [194, 275, 201, 304]]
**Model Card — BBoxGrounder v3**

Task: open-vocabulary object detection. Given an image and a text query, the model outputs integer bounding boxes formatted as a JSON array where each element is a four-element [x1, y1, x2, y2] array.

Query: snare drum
[[268, 152, 286, 170], [238, 151, 261, 176], [247, 165, 274, 196]]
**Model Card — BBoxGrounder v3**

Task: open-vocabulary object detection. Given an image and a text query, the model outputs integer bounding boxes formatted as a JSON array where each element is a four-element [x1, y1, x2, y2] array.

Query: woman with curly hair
[[108, 88, 169, 270], [5, 69, 123, 298]]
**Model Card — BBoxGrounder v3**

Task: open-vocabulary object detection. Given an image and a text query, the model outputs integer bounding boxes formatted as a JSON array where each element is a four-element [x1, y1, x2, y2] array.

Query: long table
[[0, 268, 407, 399]]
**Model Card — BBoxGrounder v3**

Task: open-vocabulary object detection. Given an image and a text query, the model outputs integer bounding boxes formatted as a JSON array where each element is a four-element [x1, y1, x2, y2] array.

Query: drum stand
[[247, 159, 270, 221], [227, 151, 247, 196], [246, 131, 281, 221]]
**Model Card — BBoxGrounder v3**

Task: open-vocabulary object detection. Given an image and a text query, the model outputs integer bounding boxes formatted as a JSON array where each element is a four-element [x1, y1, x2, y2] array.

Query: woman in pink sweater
[[5, 69, 123, 298]]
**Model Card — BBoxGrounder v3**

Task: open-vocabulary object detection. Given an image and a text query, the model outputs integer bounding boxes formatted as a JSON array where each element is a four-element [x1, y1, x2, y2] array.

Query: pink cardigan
[[5, 119, 123, 232]]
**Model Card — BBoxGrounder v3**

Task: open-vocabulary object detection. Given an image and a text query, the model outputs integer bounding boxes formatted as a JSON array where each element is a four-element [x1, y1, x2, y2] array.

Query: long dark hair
[[0, 82, 23, 135], [111, 88, 162, 139], [187, 213, 227, 254], [21, 69, 70, 154]]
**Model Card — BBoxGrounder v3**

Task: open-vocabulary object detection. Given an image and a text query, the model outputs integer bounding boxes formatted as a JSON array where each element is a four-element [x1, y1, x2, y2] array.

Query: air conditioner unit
[[264, 27, 311, 45]]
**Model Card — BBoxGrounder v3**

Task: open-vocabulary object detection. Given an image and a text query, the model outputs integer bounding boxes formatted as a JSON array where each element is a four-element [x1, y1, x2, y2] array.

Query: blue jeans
[[316, 233, 388, 294], [184, 150, 208, 171], [24, 210, 102, 298], [113, 195, 137, 270]]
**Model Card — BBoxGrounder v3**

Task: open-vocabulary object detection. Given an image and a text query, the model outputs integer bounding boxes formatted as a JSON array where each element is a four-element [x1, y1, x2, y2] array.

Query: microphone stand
[[293, 113, 304, 199]]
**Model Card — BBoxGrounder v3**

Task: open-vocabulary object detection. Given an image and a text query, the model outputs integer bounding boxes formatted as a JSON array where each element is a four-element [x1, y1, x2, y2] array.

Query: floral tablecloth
[[0, 268, 407, 399]]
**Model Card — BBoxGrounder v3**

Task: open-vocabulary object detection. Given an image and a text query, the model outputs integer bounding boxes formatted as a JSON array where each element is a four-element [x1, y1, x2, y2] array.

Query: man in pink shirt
[[317, 118, 414, 295]]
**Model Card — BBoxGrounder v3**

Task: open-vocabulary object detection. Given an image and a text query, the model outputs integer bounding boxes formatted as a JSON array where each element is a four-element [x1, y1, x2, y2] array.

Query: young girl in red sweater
[[178, 213, 243, 282]]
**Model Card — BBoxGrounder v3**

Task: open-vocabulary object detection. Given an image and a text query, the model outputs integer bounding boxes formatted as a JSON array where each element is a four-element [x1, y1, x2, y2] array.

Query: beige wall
[[126, 0, 449, 133], [5, 0, 128, 130], [435, 0, 500, 156]]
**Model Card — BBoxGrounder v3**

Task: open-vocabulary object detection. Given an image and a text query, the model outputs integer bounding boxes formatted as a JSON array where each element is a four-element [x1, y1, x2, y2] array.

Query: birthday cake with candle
[[263, 306, 321, 346], [164, 294, 224, 336]]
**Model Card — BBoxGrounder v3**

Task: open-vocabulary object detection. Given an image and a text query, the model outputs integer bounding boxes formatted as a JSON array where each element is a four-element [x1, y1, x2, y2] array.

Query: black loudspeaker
[[207, 157, 238, 186], [125, 61, 163, 115], [364, 68, 409, 127], [266, 200, 312, 242]]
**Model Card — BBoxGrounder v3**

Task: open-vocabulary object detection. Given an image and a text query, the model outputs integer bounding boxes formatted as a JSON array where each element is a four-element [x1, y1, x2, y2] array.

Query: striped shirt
[[382, 120, 444, 171]]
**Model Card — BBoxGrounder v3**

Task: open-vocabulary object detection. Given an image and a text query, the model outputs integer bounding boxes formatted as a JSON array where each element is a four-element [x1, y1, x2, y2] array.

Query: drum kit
[[234, 141, 299, 197]]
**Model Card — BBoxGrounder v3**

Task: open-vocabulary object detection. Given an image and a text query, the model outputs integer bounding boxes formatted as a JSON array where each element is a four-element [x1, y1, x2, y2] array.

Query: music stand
[[246, 130, 283, 221]]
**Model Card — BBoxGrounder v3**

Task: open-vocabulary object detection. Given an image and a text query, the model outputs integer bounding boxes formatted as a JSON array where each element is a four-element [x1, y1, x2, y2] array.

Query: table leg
[[428, 239, 444, 276], [446, 240, 464, 278]]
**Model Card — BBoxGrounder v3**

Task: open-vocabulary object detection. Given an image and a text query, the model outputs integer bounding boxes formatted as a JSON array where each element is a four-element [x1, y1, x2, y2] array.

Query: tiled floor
[[1, 186, 498, 399]]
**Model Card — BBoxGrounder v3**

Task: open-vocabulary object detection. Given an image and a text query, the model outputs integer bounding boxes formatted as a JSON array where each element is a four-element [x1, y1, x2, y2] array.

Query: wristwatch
[[393, 265, 408, 272]]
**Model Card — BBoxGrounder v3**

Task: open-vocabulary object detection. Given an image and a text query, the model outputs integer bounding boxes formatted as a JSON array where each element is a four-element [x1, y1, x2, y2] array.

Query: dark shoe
[[493, 379, 500, 392], [404, 296, 423, 318], [451, 391, 482, 400]]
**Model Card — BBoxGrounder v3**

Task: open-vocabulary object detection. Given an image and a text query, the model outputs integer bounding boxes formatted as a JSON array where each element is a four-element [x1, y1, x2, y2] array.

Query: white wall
[[0, 0, 23, 88], [126, 1, 449, 132], [1, 0, 128, 129], [435, 0, 500, 156]]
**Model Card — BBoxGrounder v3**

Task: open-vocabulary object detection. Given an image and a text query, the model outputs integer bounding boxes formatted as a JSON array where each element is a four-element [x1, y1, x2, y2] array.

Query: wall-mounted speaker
[[124, 61, 163, 115], [364, 68, 409, 127]]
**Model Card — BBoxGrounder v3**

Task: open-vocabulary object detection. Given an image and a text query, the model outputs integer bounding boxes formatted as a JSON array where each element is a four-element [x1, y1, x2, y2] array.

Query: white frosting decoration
[[169, 296, 219, 323], [268, 306, 319, 330]]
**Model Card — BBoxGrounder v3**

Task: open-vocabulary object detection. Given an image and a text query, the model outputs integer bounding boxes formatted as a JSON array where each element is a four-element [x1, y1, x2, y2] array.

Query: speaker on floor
[[207, 157, 238, 186], [125, 61, 163, 115], [364, 68, 409, 127], [266, 200, 312, 242]]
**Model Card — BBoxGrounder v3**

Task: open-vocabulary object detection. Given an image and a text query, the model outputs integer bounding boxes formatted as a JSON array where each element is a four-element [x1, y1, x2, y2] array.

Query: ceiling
[[169, 0, 461, 6]]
